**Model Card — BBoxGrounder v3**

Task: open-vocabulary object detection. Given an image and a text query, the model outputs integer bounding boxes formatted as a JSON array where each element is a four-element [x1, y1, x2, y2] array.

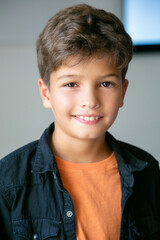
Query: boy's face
[[39, 55, 128, 141]]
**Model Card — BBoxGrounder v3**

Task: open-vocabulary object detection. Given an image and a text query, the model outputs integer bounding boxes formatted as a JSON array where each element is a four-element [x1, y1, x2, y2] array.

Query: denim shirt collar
[[105, 132, 148, 188], [32, 122, 148, 188], [32, 123, 56, 173]]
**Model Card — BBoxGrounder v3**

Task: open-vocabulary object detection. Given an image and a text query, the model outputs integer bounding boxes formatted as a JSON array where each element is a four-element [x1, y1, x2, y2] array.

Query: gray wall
[[0, 0, 160, 160]]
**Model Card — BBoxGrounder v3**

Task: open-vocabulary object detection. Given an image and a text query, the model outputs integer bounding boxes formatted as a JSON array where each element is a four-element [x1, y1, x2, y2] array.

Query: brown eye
[[65, 82, 78, 87], [100, 82, 113, 87]]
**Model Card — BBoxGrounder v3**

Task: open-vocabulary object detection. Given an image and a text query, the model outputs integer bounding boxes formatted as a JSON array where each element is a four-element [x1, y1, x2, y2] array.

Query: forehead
[[55, 54, 118, 74], [50, 54, 121, 83], [62, 53, 114, 68]]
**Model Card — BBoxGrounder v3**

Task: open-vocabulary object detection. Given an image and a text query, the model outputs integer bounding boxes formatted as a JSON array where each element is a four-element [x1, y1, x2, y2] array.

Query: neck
[[50, 129, 112, 163]]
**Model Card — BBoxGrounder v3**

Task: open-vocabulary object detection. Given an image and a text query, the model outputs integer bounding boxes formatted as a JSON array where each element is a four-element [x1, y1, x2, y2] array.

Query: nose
[[80, 87, 100, 109]]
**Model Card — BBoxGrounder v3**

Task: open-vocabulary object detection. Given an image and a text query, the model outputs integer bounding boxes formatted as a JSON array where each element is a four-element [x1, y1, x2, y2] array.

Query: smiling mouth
[[76, 116, 101, 121], [73, 115, 103, 124]]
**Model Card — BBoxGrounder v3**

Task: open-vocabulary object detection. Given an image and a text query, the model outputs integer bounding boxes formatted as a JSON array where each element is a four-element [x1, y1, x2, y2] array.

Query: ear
[[120, 79, 129, 108], [38, 79, 51, 109]]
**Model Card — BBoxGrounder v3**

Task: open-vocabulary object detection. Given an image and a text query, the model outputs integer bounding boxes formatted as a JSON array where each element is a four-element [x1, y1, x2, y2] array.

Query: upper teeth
[[77, 116, 99, 121]]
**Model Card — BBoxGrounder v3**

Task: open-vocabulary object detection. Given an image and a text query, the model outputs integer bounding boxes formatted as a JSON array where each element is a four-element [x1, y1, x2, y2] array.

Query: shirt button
[[66, 210, 73, 217], [33, 233, 38, 239]]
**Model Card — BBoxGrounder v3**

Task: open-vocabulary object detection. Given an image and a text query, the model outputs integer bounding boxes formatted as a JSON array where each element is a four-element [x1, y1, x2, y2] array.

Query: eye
[[100, 81, 114, 88], [64, 82, 78, 87]]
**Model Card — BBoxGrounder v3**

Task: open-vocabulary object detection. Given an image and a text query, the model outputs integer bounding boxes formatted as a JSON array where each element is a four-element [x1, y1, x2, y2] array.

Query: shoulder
[[107, 132, 159, 173], [117, 140, 160, 178], [107, 132, 158, 164], [0, 140, 39, 187], [118, 140, 158, 162]]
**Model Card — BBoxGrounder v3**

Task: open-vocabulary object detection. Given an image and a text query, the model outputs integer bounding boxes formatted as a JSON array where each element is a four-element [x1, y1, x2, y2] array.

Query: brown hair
[[36, 4, 133, 86]]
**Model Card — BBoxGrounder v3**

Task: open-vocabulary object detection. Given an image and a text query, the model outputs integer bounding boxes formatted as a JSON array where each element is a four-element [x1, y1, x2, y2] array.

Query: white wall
[[0, 0, 159, 160]]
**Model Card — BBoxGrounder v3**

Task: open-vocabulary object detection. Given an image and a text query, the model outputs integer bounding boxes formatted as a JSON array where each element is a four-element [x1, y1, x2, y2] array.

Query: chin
[[74, 130, 107, 140]]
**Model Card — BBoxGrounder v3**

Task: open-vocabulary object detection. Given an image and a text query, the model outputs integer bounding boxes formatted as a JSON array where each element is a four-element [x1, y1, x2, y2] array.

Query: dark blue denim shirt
[[0, 123, 160, 240]]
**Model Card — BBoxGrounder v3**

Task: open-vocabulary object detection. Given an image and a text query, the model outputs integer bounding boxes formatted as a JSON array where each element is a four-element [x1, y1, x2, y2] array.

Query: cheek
[[51, 92, 74, 112], [103, 92, 122, 108]]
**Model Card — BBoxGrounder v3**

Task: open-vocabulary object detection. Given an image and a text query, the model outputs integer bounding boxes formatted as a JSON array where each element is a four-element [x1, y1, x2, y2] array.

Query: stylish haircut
[[36, 4, 133, 86]]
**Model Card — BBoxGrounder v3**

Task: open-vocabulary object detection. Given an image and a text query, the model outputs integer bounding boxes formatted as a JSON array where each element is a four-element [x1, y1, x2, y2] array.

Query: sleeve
[[153, 161, 160, 238], [149, 160, 160, 215], [156, 161, 160, 214], [0, 189, 13, 240]]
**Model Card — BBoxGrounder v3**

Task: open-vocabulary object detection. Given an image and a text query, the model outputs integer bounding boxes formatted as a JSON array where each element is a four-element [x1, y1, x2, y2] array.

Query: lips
[[76, 116, 100, 121], [73, 115, 103, 124]]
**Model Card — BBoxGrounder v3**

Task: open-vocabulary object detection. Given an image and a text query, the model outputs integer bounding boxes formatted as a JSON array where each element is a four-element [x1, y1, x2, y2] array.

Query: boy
[[0, 4, 159, 240]]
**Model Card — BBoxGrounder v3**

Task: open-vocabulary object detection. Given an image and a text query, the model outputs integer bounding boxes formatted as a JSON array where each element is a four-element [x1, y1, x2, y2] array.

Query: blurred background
[[0, 0, 160, 160]]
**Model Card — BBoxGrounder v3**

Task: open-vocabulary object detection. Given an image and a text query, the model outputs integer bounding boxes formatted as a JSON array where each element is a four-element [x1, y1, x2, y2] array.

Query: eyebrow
[[56, 74, 81, 81], [56, 73, 120, 81], [99, 73, 120, 79]]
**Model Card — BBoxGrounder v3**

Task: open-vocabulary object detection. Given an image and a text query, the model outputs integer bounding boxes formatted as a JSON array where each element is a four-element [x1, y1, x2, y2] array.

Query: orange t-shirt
[[56, 153, 121, 240]]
